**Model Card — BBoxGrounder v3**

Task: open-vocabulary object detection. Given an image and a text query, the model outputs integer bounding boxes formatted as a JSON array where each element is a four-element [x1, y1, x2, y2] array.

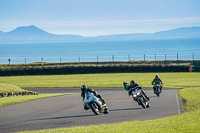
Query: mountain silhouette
[[7, 25, 53, 36], [0, 25, 200, 44]]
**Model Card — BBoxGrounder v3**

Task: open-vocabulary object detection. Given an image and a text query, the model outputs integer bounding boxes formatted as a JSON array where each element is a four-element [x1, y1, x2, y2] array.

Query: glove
[[123, 81, 126, 86]]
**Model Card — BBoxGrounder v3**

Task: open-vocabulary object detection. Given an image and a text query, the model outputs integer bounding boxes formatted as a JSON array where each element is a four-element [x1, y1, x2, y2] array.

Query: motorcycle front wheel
[[89, 103, 100, 115], [138, 97, 146, 108]]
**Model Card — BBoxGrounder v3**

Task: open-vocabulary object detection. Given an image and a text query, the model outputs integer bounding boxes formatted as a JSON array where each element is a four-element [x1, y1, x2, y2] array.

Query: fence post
[[60, 57, 62, 63], [177, 53, 178, 61], [144, 54, 145, 61], [25, 58, 26, 64], [165, 54, 166, 60], [112, 55, 114, 62], [79, 57, 80, 62], [97, 56, 98, 62], [41, 57, 43, 66], [128, 55, 130, 61], [8, 58, 11, 65], [155, 54, 156, 61]]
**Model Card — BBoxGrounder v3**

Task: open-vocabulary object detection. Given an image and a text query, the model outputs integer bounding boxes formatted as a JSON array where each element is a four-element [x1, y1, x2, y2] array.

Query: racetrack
[[0, 87, 180, 133]]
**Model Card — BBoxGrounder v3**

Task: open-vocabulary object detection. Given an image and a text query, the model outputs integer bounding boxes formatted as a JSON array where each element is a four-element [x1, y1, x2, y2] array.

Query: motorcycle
[[129, 87, 150, 108], [153, 84, 162, 97], [83, 91, 109, 115]]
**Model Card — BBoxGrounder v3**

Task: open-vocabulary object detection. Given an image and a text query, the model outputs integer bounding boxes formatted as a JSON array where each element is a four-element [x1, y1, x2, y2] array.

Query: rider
[[123, 80, 150, 100], [81, 85, 106, 110], [152, 75, 163, 93]]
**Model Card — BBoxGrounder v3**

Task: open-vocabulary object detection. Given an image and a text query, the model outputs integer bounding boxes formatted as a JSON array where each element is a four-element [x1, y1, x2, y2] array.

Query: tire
[[156, 88, 160, 97], [89, 103, 100, 115], [146, 102, 150, 108], [138, 97, 146, 108]]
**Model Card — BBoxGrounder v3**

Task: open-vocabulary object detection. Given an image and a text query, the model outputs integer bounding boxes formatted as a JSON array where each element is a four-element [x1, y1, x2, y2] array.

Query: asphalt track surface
[[0, 87, 180, 133]]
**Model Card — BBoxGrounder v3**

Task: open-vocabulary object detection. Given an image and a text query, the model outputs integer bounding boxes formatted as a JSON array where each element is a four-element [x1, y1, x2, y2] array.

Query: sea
[[0, 39, 200, 64]]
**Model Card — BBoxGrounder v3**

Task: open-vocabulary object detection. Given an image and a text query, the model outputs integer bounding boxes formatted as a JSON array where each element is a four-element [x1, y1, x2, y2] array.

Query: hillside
[[0, 26, 200, 44]]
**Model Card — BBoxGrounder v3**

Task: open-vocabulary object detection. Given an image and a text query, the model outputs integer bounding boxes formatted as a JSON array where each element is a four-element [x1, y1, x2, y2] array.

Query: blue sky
[[0, 0, 200, 36]]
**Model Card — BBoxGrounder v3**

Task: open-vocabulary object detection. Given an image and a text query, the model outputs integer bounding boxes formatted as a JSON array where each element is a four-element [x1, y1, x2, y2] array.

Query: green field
[[0, 73, 199, 132], [0, 72, 199, 88]]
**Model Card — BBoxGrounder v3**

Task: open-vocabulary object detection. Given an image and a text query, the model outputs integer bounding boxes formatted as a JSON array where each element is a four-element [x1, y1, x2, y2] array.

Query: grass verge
[[0, 83, 27, 93], [0, 83, 78, 108], [0, 93, 77, 108]]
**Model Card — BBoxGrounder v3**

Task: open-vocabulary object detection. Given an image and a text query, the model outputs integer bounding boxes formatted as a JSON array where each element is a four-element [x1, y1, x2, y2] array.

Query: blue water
[[0, 39, 200, 64]]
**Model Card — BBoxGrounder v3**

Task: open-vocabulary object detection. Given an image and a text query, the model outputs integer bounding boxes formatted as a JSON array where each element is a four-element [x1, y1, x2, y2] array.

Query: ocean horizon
[[0, 39, 200, 64]]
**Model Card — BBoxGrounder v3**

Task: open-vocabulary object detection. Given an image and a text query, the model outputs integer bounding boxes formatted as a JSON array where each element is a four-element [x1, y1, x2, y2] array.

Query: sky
[[0, 0, 200, 37]]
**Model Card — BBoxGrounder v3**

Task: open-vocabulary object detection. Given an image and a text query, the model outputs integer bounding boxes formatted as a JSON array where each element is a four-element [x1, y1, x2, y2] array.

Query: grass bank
[[0, 83, 78, 107], [0, 72, 200, 88], [15, 72, 199, 133], [0, 83, 26, 93]]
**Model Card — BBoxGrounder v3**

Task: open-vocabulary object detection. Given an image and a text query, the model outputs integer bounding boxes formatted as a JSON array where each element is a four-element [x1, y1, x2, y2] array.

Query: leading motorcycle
[[83, 91, 109, 115]]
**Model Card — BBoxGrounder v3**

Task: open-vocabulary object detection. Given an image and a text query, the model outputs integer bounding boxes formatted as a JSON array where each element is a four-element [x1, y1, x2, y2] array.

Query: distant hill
[[0, 25, 200, 44], [7, 25, 53, 36], [154, 27, 200, 39], [0, 25, 84, 44], [93, 27, 200, 41], [0, 31, 4, 35]]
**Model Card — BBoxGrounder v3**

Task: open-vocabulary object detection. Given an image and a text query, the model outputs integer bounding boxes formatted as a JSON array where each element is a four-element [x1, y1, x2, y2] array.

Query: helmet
[[130, 80, 135, 86], [155, 75, 159, 79], [81, 85, 87, 91]]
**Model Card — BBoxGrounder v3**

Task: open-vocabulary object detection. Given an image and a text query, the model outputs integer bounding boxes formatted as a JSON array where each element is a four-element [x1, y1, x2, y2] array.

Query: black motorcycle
[[153, 84, 162, 97]]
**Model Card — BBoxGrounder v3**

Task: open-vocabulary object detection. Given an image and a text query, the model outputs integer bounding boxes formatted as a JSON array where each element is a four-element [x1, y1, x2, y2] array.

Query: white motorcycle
[[83, 91, 109, 115], [130, 88, 150, 109]]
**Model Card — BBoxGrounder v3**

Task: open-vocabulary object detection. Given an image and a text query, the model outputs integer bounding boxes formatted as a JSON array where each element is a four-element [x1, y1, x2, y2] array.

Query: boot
[[101, 99, 106, 104], [146, 96, 150, 101], [142, 91, 150, 100], [143, 93, 150, 100]]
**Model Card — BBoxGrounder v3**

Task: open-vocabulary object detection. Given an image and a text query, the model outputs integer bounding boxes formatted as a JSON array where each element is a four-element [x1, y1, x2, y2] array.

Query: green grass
[[21, 110, 200, 133], [0, 83, 78, 107], [15, 72, 199, 133], [0, 72, 200, 88], [0, 93, 76, 108], [0, 83, 27, 93]]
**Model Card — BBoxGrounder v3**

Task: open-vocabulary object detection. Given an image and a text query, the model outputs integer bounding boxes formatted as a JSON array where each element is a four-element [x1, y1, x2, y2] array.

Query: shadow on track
[[110, 107, 142, 112], [34, 114, 95, 121]]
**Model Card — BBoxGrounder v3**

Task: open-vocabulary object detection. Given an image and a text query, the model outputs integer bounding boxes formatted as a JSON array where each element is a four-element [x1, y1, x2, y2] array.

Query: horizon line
[[0, 25, 200, 37]]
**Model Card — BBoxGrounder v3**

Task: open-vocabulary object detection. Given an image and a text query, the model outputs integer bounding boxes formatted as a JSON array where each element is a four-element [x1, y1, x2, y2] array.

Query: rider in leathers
[[81, 85, 106, 110], [152, 75, 163, 93], [123, 80, 150, 100]]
